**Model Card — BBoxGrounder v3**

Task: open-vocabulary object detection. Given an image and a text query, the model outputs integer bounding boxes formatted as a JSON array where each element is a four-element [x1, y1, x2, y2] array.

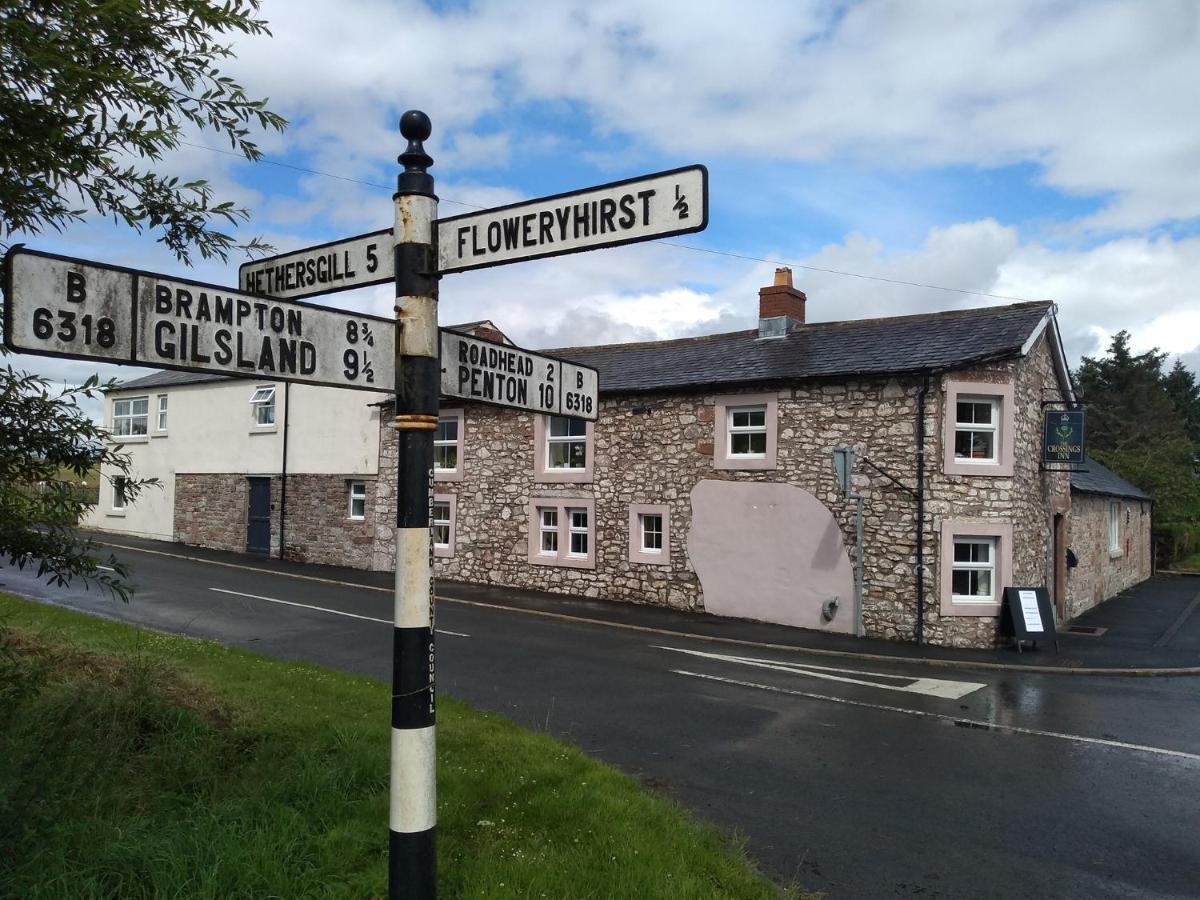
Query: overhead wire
[[181, 140, 1045, 304]]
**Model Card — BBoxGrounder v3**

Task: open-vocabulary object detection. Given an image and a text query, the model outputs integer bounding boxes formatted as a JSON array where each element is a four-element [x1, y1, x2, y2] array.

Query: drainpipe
[[915, 374, 930, 645], [279, 382, 290, 560]]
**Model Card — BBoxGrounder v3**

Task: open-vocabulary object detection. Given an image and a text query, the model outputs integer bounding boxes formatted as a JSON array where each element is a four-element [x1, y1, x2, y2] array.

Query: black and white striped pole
[[389, 109, 439, 899]]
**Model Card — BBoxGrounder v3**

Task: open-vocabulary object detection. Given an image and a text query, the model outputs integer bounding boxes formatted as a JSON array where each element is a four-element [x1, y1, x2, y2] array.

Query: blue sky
[[11, 0, 1200, 405]]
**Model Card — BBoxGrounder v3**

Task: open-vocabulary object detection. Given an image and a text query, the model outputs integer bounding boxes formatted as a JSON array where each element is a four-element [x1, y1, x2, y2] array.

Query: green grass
[[0, 594, 809, 899], [1174, 552, 1200, 573]]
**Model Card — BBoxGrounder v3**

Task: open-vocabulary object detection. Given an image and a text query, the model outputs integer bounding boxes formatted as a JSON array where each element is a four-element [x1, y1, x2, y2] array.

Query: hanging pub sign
[[1042, 408, 1086, 465]]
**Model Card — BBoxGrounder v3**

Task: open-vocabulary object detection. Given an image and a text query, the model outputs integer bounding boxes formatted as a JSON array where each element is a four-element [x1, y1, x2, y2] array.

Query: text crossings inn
[[84, 270, 1152, 649]]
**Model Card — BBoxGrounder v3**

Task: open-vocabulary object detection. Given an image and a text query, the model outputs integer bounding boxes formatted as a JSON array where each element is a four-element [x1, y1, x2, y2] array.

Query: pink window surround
[[533, 415, 594, 483], [713, 392, 779, 471], [434, 408, 464, 483], [433, 493, 456, 558], [527, 497, 596, 569], [942, 379, 1015, 477], [939, 519, 1013, 617], [628, 503, 671, 566]]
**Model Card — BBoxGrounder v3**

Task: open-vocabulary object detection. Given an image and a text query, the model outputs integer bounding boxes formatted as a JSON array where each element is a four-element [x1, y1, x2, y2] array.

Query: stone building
[[87, 272, 1153, 648]]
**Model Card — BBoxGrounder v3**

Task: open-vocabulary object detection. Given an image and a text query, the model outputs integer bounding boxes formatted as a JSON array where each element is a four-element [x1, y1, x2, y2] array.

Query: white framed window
[[348, 480, 367, 520], [111, 475, 128, 512], [434, 413, 460, 476], [942, 380, 1014, 477], [1108, 502, 1121, 554], [432, 493, 456, 558], [567, 507, 589, 557], [539, 507, 559, 555], [112, 396, 148, 437], [628, 504, 671, 565], [547, 416, 587, 470], [727, 405, 767, 458], [953, 397, 999, 464], [528, 498, 595, 568], [155, 394, 168, 432], [249, 385, 276, 427], [713, 393, 778, 471], [951, 538, 996, 602], [433, 500, 451, 548], [533, 416, 594, 483], [640, 513, 663, 553], [940, 520, 1012, 617]]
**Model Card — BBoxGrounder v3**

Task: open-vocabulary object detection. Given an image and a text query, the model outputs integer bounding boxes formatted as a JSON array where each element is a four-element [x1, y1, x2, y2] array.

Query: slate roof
[[548, 301, 1053, 394], [1071, 456, 1153, 501], [111, 369, 231, 392], [113, 303, 1054, 396]]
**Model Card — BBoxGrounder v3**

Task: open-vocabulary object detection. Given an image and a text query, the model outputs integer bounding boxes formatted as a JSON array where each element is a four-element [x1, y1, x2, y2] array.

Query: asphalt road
[[3, 547, 1199, 899]]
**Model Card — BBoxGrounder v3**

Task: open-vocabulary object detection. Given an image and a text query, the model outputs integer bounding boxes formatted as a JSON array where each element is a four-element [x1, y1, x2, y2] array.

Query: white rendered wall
[[81, 379, 387, 542]]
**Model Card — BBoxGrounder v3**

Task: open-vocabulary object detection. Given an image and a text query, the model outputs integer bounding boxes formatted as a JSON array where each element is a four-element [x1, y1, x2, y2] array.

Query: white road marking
[[208, 588, 469, 637], [657, 645, 986, 700], [674, 669, 1200, 763], [96, 565, 116, 572]]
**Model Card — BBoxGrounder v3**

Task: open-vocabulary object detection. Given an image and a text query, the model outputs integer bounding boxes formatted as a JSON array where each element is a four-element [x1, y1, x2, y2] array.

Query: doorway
[[246, 477, 272, 556], [1052, 513, 1067, 622]]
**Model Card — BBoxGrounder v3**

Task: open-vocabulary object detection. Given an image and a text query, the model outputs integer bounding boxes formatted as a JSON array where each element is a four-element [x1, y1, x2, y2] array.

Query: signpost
[[3, 107, 707, 900], [440, 329, 598, 420], [4, 247, 394, 392]]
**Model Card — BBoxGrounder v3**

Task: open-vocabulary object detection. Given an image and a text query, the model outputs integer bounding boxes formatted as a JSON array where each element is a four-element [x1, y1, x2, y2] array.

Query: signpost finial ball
[[400, 110, 431, 142]]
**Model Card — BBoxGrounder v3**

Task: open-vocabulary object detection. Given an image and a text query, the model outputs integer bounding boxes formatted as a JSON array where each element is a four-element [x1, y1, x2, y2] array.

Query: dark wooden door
[[246, 477, 272, 556], [1053, 513, 1067, 621]]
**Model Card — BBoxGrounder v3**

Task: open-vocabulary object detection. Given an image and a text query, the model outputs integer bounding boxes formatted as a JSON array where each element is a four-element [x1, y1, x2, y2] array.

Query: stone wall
[[373, 333, 1070, 648], [1067, 493, 1152, 619], [175, 472, 376, 566], [174, 473, 279, 555]]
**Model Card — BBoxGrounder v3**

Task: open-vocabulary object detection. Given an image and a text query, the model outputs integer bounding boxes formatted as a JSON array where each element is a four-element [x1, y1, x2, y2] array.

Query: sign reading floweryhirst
[[437, 165, 707, 274], [4, 247, 393, 392], [236, 165, 708, 299], [440, 329, 598, 421]]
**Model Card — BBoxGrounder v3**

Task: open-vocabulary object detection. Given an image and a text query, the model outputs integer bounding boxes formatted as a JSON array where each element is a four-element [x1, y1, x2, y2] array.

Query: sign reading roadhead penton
[[3, 247, 393, 392], [440, 330, 598, 420], [437, 165, 707, 274]]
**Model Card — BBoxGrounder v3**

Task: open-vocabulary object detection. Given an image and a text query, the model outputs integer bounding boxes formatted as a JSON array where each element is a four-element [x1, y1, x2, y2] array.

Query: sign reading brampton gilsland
[[436, 165, 707, 274], [4, 247, 393, 392], [440, 329, 598, 421], [1042, 408, 1086, 465]]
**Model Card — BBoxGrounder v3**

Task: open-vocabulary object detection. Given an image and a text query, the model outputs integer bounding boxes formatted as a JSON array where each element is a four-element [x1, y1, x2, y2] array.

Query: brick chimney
[[757, 267, 805, 338]]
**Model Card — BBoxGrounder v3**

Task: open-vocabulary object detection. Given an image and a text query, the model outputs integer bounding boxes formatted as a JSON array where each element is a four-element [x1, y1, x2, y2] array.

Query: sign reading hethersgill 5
[[3, 247, 394, 392], [1042, 408, 1086, 465]]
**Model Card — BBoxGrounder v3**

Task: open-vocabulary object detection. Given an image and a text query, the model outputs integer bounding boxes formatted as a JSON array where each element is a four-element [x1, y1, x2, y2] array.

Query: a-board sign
[[439, 329, 599, 421], [1000, 586, 1059, 651], [1043, 408, 1086, 465], [3, 247, 393, 392], [437, 165, 707, 274], [238, 228, 391, 301]]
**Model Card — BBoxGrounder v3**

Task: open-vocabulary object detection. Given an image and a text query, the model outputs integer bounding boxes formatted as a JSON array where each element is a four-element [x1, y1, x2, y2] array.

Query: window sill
[[944, 600, 1001, 617], [944, 462, 1012, 477], [1109, 549, 1123, 559], [346, 517, 366, 523], [249, 425, 278, 435], [631, 550, 670, 567], [714, 456, 776, 471], [535, 468, 592, 484], [111, 435, 149, 444], [434, 469, 463, 483], [105, 510, 127, 518], [151, 432, 169, 439], [530, 553, 595, 570], [434, 544, 453, 559]]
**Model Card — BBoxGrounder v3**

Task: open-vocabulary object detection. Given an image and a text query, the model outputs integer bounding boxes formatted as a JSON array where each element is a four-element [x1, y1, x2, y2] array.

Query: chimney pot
[[774, 267, 793, 287]]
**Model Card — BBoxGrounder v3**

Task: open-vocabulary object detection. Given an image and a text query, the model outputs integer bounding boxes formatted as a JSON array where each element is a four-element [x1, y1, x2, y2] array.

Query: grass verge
[[0, 594, 809, 899]]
